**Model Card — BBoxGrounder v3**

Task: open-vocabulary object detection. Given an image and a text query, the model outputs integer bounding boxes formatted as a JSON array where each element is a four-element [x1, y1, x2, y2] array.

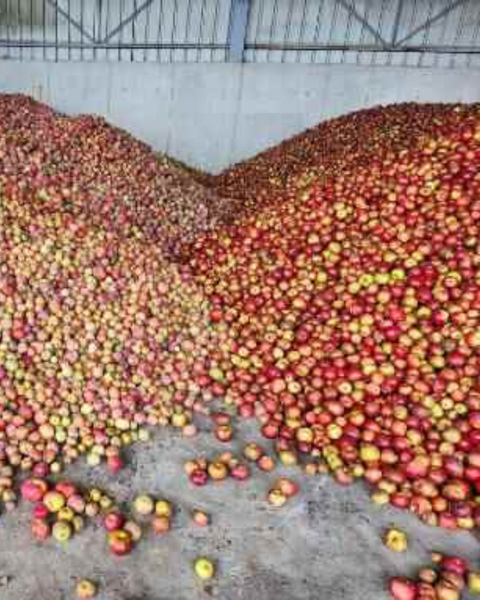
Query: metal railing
[[0, 0, 478, 66]]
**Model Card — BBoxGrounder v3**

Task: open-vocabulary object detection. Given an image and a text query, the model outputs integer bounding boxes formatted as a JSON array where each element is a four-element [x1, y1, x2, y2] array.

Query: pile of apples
[[188, 103, 480, 533], [1, 96, 480, 598]]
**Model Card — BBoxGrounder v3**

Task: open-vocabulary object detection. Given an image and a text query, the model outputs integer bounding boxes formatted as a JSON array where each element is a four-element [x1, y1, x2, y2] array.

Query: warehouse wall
[[0, 61, 479, 172]]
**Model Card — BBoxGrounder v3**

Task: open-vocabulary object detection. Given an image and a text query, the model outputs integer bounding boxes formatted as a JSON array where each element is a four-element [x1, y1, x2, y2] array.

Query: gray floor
[[0, 417, 479, 600]]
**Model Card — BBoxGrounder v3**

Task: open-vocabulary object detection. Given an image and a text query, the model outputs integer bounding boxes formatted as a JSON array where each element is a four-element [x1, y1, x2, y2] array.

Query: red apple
[[104, 511, 125, 532], [108, 529, 132, 556], [21, 478, 48, 503], [388, 577, 417, 600], [55, 480, 77, 499], [107, 455, 124, 474], [32, 503, 49, 520], [31, 518, 51, 542]]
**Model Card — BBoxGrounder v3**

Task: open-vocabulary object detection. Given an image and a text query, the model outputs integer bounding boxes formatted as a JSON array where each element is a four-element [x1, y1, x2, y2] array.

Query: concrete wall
[[0, 61, 480, 172]]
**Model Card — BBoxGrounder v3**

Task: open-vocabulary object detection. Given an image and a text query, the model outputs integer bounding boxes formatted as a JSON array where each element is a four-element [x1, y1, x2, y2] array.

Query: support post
[[229, 0, 250, 62]]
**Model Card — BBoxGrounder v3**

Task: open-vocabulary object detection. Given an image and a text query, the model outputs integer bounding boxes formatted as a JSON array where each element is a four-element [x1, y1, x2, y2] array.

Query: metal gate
[[0, 0, 479, 66]]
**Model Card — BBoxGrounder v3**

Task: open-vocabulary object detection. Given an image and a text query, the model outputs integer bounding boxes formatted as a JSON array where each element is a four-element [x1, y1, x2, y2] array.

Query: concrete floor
[[0, 417, 479, 600]]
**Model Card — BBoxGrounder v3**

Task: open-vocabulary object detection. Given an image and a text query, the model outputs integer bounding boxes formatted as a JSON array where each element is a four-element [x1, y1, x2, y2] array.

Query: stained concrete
[[0, 415, 479, 600], [1, 62, 480, 171]]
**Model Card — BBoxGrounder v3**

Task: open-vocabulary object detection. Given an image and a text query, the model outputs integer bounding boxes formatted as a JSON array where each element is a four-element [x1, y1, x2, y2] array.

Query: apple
[[388, 577, 417, 600], [31, 518, 51, 541], [108, 529, 132, 556], [103, 511, 125, 532], [21, 478, 48, 503]]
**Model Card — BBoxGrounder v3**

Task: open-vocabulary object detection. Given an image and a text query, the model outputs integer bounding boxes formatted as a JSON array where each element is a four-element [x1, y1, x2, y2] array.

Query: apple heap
[[0, 92, 243, 488], [389, 552, 480, 600], [1, 96, 480, 596], [0, 94, 233, 252], [187, 103, 480, 531], [207, 103, 474, 218]]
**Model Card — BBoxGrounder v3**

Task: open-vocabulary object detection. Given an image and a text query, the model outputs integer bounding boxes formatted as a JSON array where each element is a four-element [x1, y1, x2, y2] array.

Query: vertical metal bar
[[105, 0, 111, 61], [118, 0, 123, 61], [5, 0, 10, 59], [296, 0, 309, 63], [371, 0, 388, 66], [467, 2, 480, 66], [356, 0, 372, 65], [255, 0, 265, 63], [143, 0, 152, 61], [184, 0, 193, 61], [99, 0, 103, 42], [341, 0, 355, 63], [156, 0, 164, 61], [449, 0, 470, 68], [433, 0, 450, 67], [43, 0, 46, 60], [68, 0, 72, 60], [30, 0, 34, 60], [170, 0, 178, 62], [229, 0, 250, 62], [55, 0, 58, 61], [267, 0, 279, 62], [93, 0, 97, 60], [391, 0, 403, 45], [18, 0, 23, 61], [1, 2, 4, 58], [131, 0, 138, 62], [0, 2, 3, 57], [98, 0, 103, 59], [326, 0, 340, 64], [310, 0, 326, 63], [387, 0, 403, 65], [210, 0, 220, 61], [402, 0, 418, 66], [197, 0, 207, 62], [418, 0, 435, 67], [281, 0, 295, 63], [81, 0, 84, 60]]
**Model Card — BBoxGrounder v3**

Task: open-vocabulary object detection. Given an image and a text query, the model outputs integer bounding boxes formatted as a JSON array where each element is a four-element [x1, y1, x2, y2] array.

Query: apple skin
[[152, 516, 171, 535], [21, 478, 48, 503], [31, 518, 51, 542], [468, 571, 480, 594], [107, 454, 124, 474], [55, 481, 77, 499], [103, 511, 125, 532], [108, 529, 133, 556], [388, 577, 417, 600], [52, 520, 73, 543]]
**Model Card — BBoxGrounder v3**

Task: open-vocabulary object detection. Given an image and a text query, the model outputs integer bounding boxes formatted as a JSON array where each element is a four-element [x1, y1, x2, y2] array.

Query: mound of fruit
[[0, 94, 233, 490], [0, 94, 233, 252], [188, 103, 480, 530], [1, 96, 480, 599], [209, 104, 475, 215]]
